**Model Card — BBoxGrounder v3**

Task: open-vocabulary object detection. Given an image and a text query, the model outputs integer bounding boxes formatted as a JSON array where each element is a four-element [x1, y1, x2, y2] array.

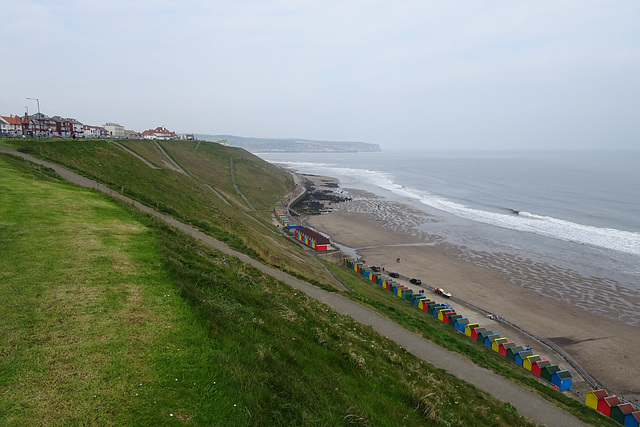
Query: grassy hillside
[[5, 139, 335, 289], [0, 153, 537, 425]]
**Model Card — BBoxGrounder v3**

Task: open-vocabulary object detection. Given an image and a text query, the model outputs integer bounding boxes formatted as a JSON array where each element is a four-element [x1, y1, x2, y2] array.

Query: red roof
[[1, 115, 24, 125]]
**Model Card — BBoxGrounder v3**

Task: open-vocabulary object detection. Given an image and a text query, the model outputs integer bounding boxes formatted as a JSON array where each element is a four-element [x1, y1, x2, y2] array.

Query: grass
[[4, 138, 334, 289], [0, 153, 541, 425], [321, 258, 621, 427]]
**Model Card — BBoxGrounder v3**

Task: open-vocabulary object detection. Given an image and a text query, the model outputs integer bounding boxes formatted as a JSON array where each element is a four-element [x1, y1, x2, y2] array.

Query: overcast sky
[[2, 1, 639, 150]]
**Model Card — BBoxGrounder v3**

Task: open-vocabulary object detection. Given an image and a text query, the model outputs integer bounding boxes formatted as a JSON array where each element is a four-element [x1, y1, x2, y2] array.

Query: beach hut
[[471, 327, 486, 341], [499, 341, 516, 357], [623, 412, 640, 427], [492, 337, 508, 352], [585, 389, 609, 410], [550, 370, 572, 391], [514, 350, 533, 366], [426, 301, 440, 314], [598, 396, 622, 417], [430, 304, 446, 317], [477, 330, 495, 344], [402, 289, 414, 302], [541, 365, 561, 383], [453, 317, 469, 333], [437, 308, 452, 321], [465, 323, 480, 337], [448, 314, 463, 327], [414, 296, 427, 307], [532, 360, 551, 377], [484, 334, 501, 348], [419, 298, 433, 311], [506, 345, 526, 362], [523, 355, 542, 371], [441, 311, 455, 323]]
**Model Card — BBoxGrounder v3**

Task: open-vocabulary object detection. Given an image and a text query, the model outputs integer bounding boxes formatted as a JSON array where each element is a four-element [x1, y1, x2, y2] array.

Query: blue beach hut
[[550, 370, 572, 391], [484, 334, 501, 348], [514, 350, 533, 366], [453, 317, 469, 333]]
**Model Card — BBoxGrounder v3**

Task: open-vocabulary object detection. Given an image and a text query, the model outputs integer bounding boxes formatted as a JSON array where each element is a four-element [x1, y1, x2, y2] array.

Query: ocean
[[258, 150, 640, 326]]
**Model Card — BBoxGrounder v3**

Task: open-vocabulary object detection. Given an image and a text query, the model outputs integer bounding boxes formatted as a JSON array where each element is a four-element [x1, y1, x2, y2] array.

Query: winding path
[[0, 146, 588, 426]]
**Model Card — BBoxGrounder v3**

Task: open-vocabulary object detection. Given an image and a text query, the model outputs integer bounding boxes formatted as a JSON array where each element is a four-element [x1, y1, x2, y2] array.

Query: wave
[[280, 161, 640, 257]]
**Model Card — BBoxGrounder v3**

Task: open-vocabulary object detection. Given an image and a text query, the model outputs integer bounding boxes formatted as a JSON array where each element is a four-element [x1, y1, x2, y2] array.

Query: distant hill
[[195, 134, 381, 153]]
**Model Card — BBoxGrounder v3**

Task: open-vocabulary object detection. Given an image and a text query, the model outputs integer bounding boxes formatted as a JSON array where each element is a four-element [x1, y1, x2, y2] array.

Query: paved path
[[0, 147, 588, 426]]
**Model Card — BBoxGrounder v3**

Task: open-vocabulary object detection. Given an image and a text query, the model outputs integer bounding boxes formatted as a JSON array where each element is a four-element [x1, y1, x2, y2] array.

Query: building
[[141, 126, 178, 140], [103, 122, 125, 138], [0, 115, 25, 136]]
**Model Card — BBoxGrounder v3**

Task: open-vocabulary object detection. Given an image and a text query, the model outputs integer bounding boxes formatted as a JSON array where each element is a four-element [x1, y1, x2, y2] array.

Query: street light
[[25, 97, 40, 115], [26, 97, 40, 137]]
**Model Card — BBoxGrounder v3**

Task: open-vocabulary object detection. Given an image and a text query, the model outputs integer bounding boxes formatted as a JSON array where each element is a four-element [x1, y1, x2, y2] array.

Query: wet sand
[[302, 176, 640, 404]]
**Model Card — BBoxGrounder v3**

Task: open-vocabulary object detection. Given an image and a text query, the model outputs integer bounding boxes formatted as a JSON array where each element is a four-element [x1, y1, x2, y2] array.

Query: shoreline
[[298, 173, 640, 404]]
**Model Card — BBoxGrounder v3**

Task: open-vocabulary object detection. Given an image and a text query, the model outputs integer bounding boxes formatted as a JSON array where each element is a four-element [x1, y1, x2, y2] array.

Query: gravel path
[[0, 146, 588, 426]]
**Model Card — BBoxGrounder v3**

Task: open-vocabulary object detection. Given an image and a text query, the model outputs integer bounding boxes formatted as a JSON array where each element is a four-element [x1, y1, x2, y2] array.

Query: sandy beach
[[299, 174, 640, 405]]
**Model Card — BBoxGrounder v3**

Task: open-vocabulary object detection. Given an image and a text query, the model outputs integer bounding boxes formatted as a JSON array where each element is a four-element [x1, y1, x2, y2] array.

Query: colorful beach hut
[[471, 327, 486, 341], [499, 341, 516, 357], [621, 411, 640, 427], [506, 345, 526, 362], [492, 337, 508, 352], [550, 370, 572, 391], [465, 323, 480, 337], [598, 396, 622, 417], [447, 314, 463, 327], [523, 355, 542, 371], [585, 389, 609, 410], [514, 350, 533, 366], [477, 330, 495, 344], [437, 309, 452, 322], [453, 317, 469, 333], [541, 365, 561, 383], [414, 296, 428, 308], [484, 334, 501, 348], [532, 360, 551, 377]]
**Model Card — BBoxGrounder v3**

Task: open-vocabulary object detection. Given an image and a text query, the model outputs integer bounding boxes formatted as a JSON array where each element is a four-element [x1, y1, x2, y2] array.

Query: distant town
[[0, 109, 192, 141]]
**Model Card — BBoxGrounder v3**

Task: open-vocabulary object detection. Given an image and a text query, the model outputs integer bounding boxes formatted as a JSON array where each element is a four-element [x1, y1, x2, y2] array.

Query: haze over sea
[[259, 150, 640, 326]]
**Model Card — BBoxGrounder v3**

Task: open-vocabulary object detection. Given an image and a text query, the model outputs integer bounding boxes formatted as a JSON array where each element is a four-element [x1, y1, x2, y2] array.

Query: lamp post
[[26, 97, 40, 136], [25, 97, 40, 115]]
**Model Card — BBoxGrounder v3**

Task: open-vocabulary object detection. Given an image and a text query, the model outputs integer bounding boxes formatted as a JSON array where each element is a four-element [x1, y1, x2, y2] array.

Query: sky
[[2, 1, 639, 150]]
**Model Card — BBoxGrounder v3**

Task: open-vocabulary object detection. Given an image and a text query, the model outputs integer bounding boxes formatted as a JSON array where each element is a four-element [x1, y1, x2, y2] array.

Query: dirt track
[[0, 146, 588, 426]]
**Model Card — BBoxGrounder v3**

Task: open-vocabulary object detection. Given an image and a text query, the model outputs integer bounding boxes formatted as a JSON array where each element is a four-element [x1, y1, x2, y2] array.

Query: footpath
[[0, 146, 588, 426]]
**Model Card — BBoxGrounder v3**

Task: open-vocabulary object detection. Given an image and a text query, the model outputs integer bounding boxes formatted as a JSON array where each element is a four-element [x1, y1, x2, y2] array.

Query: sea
[[257, 150, 640, 327]]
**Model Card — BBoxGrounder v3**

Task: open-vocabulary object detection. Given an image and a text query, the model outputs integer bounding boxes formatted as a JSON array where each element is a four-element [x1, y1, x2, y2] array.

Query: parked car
[[409, 278, 422, 285], [370, 266, 381, 272], [435, 288, 452, 298], [388, 272, 399, 278]]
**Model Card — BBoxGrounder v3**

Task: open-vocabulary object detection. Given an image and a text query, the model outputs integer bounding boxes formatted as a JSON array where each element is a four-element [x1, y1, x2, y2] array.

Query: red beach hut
[[471, 327, 487, 341], [531, 360, 551, 377], [598, 396, 622, 417], [523, 355, 542, 371]]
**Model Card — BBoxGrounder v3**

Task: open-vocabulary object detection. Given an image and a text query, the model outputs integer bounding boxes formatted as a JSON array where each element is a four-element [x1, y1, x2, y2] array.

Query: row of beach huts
[[345, 257, 640, 424], [274, 183, 639, 423], [274, 185, 332, 251], [343, 258, 574, 388]]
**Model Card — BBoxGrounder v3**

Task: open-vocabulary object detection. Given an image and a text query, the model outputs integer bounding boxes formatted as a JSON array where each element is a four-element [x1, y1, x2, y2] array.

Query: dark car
[[370, 266, 381, 272], [388, 272, 399, 278], [409, 278, 422, 285]]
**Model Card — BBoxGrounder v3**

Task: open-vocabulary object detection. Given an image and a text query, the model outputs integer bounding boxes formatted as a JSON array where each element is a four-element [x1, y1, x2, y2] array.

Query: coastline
[[299, 174, 640, 404]]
